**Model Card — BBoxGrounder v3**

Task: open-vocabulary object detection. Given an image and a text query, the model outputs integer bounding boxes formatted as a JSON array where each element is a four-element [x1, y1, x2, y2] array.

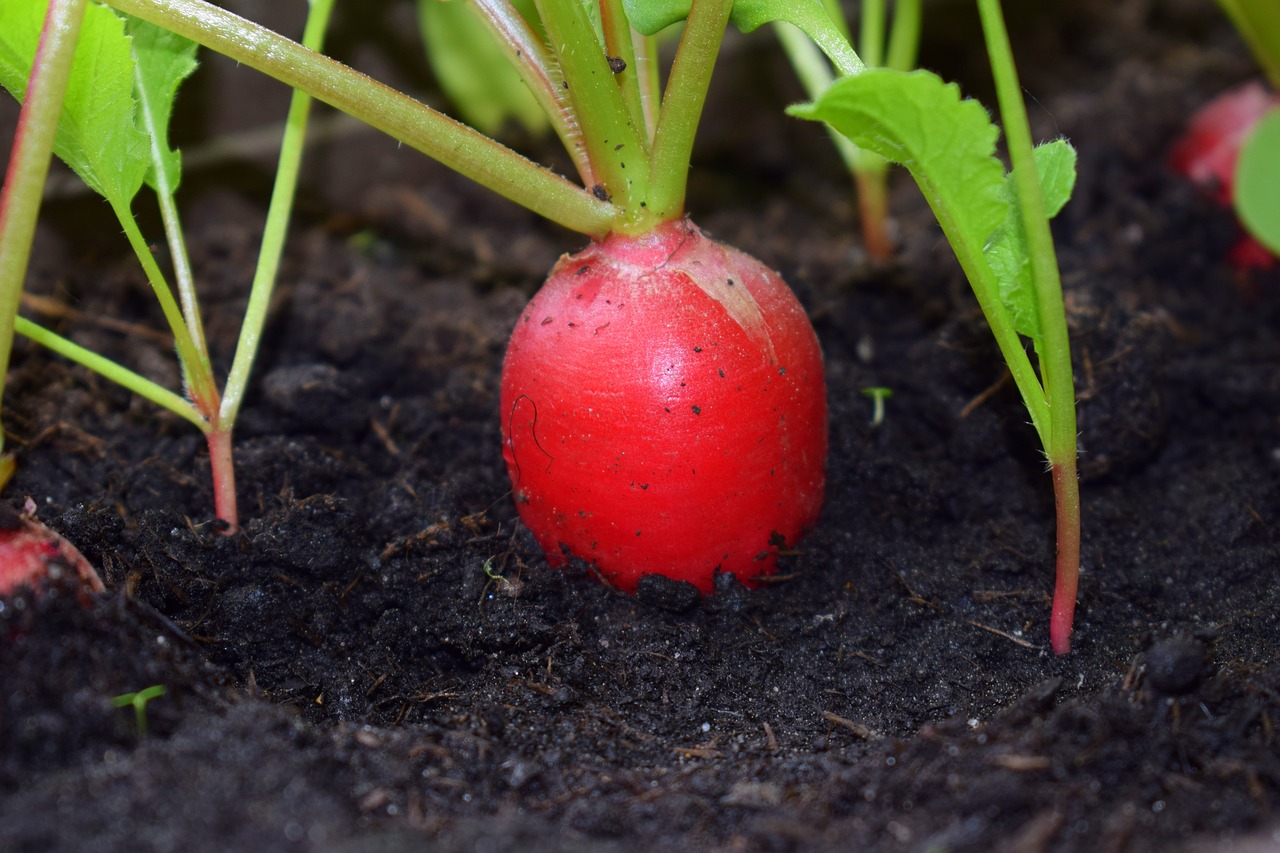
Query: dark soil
[[2, 2, 1279, 851]]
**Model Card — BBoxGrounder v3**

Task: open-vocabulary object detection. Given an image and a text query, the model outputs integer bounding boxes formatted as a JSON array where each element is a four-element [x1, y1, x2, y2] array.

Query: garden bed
[[2, 2, 1278, 850]]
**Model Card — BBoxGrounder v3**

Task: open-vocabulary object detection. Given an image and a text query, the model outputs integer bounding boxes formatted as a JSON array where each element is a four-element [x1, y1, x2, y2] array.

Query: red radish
[[0, 500, 103, 598], [501, 219, 827, 593], [1171, 81, 1278, 204], [1170, 80, 1280, 270]]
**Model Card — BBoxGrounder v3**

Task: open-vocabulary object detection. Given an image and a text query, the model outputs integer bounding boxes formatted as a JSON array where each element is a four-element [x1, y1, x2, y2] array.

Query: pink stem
[[1049, 457, 1081, 654], [205, 428, 238, 532], [854, 165, 893, 263]]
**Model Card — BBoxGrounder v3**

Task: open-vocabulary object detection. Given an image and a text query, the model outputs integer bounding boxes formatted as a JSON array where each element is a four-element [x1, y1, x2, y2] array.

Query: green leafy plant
[[792, 0, 1081, 652], [1, 0, 1082, 649], [775, 0, 921, 261], [0, 0, 337, 530], [17, 0, 861, 596]]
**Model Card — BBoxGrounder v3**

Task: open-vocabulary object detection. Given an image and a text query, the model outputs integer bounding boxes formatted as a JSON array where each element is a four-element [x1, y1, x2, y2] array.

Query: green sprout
[[860, 386, 894, 427], [111, 684, 167, 737]]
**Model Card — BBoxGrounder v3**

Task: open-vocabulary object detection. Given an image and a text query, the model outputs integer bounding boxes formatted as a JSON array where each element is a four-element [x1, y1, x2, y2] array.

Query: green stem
[[14, 317, 207, 430], [468, 0, 596, 185], [819, 0, 853, 42], [775, 10, 895, 259], [792, 3, 864, 77], [1217, 0, 1280, 89], [978, 0, 1080, 654], [133, 56, 207, 358], [220, 0, 334, 427], [646, 0, 734, 223], [104, 0, 618, 237], [534, 0, 647, 211], [0, 0, 90, 456], [921, 184, 1050, 441], [632, 29, 661, 142], [111, 198, 218, 412], [152, 190, 205, 355], [600, 0, 647, 148], [885, 0, 922, 72], [860, 0, 886, 69]]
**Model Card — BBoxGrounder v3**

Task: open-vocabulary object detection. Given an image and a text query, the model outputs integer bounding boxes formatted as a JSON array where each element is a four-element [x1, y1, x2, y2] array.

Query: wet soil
[[2, 1, 1279, 851]]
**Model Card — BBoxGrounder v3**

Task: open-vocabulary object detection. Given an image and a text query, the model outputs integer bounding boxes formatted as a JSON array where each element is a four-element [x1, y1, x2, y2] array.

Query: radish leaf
[[125, 16, 198, 194], [0, 0, 148, 205], [788, 68, 1007, 277], [791, 69, 1077, 346], [620, 0, 695, 34], [985, 140, 1077, 340], [418, 0, 550, 137], [1236, 107, 1280, 254], [621, 0, 860, 73]]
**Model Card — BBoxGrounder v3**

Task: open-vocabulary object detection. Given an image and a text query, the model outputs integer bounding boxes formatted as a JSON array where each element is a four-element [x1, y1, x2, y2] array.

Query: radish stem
[[978, 0, 1081, 653], [104, 0, 618, 237], [0, 0, 90, 457]]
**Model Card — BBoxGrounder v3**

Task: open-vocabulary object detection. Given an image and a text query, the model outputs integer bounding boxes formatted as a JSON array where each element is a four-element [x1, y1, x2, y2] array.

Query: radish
[[501, 219, 827, 592], [0, 500, 103, 599], [1170, 80, 1280, 270]]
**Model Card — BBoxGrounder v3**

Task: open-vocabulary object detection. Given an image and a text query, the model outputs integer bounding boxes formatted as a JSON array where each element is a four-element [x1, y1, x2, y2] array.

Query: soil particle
[[1144, 635, 1211, 696]]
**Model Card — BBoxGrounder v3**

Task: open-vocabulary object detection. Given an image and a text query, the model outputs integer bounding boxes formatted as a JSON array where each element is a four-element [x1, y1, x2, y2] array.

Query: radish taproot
[[501, 219, 827, 592]]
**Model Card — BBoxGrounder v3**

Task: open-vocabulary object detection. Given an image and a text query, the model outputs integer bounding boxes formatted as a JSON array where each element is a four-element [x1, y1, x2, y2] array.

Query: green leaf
[[729, 0, 838, 33], [985, 140, 1077, 339], [1029, 139, 1076, 219], [418, 0, 550, 137], [0, 0, 148, 205], [790, 68, 1007, 250], [793, 72, 1077, 343], [622, 0, 859, 73], [1236, 108, 1280, 255], [621, 0, 690, 34], [125, 16, 198, 193]]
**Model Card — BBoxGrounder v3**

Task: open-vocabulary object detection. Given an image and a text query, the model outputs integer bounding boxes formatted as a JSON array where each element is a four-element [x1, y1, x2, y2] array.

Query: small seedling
[[111, 684, 166, 737], [860, 386, 893, 427], [481, 555, 523, 598]]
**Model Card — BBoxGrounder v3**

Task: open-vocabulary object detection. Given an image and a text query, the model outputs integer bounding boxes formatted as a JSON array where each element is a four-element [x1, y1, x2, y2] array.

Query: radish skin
[[0, 502, 103, 598]]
